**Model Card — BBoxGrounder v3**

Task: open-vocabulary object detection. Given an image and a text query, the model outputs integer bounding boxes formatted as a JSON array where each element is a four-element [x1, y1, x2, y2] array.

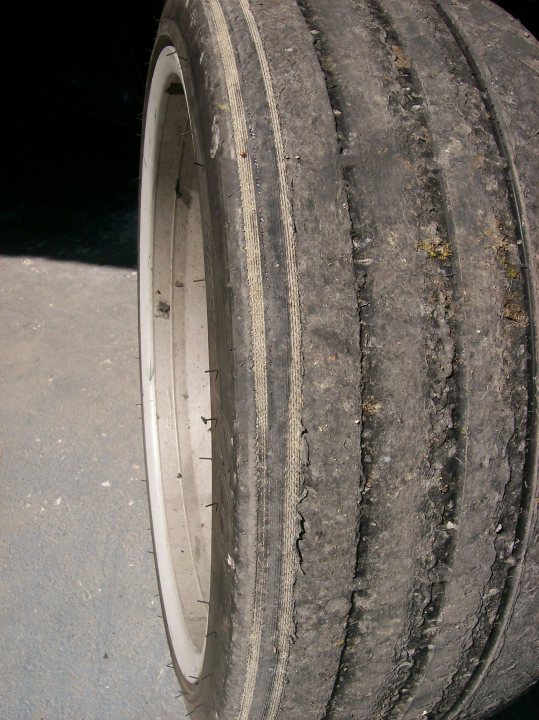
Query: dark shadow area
[[1, 0, 162, 268], [494, 684, 539, 720], [495, 0, 539, 38], [1, 116, 140, 268], [0, 116, 139, 267]]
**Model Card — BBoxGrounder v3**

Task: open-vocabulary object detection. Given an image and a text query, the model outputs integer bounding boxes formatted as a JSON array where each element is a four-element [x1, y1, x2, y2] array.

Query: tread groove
[[291, 3, 367, 718], [353, 3, 462, 717], [294, 1, 465, 717], [425, 3, 538, 718]]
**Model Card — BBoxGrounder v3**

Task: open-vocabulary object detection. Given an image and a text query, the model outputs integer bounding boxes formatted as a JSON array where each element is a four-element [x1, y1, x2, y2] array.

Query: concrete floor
[[0, 253, 183, 719]]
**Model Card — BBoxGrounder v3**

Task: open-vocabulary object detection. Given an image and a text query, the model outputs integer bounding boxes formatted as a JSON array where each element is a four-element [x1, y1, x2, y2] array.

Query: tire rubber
[[139, 1, 539, 719]]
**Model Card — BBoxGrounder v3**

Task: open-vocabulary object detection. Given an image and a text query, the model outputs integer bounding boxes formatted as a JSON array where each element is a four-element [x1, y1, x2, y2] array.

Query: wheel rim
[[139, 46, 212, 681]]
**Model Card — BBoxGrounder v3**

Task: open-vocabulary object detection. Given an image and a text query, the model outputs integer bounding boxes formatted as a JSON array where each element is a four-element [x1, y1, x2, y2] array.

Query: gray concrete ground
[[0, 254, 183, 719]]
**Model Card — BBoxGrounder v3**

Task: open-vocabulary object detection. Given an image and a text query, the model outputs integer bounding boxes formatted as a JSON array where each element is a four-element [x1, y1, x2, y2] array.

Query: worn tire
[[138, 1, 539, 719]]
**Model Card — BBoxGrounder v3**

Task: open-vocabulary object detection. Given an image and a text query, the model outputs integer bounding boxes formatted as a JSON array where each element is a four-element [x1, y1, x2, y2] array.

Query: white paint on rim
[[140, 45, 212, 681]]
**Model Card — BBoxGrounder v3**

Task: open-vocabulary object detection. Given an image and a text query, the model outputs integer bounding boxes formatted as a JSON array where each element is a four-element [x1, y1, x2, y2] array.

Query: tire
[[138, 1, 539, 719]]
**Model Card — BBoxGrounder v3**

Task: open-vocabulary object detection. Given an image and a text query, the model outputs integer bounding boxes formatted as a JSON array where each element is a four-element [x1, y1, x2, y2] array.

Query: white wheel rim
[[140, 46, 212, 681]]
